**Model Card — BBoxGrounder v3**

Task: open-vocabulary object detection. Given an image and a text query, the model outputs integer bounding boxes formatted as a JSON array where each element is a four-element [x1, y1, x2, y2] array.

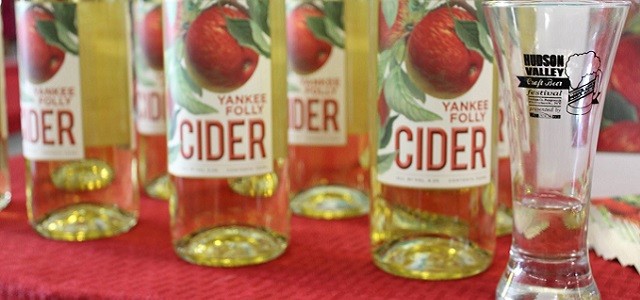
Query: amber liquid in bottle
[[133, 0, 170, 200], [17, 0, 138, 241], [371, 0, 497, 279], [164, 0, 289, 266], [286, 0, 370, 219]]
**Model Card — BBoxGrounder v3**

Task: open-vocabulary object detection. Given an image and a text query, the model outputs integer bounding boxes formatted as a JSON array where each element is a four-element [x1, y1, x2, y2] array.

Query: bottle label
[[165, 0, 274, 178], [133, 2, 166, 136], [376, 1, 494, 189], [16, 3, 84, 160], [286, 0, 346, 146]]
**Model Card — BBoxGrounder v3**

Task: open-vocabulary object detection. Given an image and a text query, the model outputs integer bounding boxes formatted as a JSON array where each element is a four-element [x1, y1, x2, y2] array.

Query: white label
[[286, 0, 346, 146], [287, 50, 346, 146], [376, 2, 494, 189], [167, 55, 273, 178], [134, 2, 166, 135], [17, 3, 84, 161], [166, 0, 275, 178], [377, 63, 494, 189]]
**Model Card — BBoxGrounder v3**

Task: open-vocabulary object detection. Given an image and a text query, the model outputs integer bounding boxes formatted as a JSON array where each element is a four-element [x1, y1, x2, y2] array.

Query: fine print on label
[[517, 52, 603, 119], [165, 0, 274, 178]]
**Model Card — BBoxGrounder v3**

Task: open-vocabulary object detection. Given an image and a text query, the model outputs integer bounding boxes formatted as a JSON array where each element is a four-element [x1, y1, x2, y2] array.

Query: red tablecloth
[[0, 156, 638, 299]]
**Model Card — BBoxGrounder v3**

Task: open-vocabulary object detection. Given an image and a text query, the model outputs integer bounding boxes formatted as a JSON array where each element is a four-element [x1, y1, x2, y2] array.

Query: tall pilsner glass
[[484, 1, 629, 299]]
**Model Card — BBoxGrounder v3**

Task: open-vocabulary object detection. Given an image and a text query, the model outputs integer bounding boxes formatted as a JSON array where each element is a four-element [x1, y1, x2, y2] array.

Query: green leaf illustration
[[288, 82, 300, 92], [36, 20, 78, 55], [377, 152, 396, 174], [226, 18, 270, 57], [168, 145, 180, 164], [166, 41, 215, 115], [475, 0, 489, 38], [384, 68, 441, 122], [323, 18, 344, 48], [455, 19, 492, 62], [52, 3, 77, 35], [378, 41, 404, 92], [247, 0, 270, 35], [602, 90, 639, 123], [306, 16, 343, 49], [401, 69, 424, 103], [324, 1, 344, 30], [167, 107, 181, 140], [381, 0, 398, 29], [379, 114, 399, 148]]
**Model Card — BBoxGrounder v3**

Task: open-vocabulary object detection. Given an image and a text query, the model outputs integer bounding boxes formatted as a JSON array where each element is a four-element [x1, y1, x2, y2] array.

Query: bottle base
[[373, 236, 493, 280], [174, 225, 288, 267], [290, 185, 369, 219], [50, 159, 115, 192], [228, 173, 279, 198], [33, 203, 137, 241], [144, 174, 171, 200]]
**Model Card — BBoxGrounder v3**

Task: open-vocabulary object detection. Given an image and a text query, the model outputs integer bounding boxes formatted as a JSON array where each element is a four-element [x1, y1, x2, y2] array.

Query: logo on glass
[[517, 51, 602, 118]]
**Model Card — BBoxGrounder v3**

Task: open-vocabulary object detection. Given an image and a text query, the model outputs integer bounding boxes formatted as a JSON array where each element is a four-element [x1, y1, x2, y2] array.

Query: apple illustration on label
[[598, 121, 640, 152], [378, 0, 408, 51], [140, 6, 164, 71], [18, 5, 66, 84], [287, 3, 332, 75], [185, 5, 258, 92], [406, 6, 483, 99], [610, 34, 640, 115]]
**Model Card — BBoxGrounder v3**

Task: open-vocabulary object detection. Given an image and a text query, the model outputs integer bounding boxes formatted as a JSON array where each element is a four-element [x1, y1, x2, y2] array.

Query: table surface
[[0, 154, 639, 300]]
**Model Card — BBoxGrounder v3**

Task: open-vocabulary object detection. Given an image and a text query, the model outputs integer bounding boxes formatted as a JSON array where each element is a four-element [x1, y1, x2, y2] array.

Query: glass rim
[[483, 0, 631, 8]]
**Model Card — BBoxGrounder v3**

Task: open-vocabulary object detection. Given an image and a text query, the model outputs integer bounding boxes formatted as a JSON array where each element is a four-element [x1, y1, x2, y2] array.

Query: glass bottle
[[371, 0, 498, 279], [16, 0, 138, 240], [497, 88, 512, 235], [285, 0, 370, 219], [0, 16, 10, 211], [132, 0, 170, 200], [163, 0, 289, 266]]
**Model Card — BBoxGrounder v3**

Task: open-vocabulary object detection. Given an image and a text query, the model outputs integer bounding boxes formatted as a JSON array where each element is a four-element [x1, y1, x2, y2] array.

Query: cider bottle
[[371, 0, 498, 279], [285, 0, 370, 219], [163, 0, 289, 266], [497, 97, 513, 236], [16, 0, 138, 241], [0, 17, 10, 211], [133, 0, 169, 200]]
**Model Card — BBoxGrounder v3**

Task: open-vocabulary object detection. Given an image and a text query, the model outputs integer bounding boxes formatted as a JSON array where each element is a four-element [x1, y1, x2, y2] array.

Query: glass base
[[497, 248, 600, 299], [144, 174, 171, 201], [174, 225, 288, 267], [290, 185, 369, 219], [373, 237, 493, 280], [33, 203, 137, 241], [0, 192, 10, 210]]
